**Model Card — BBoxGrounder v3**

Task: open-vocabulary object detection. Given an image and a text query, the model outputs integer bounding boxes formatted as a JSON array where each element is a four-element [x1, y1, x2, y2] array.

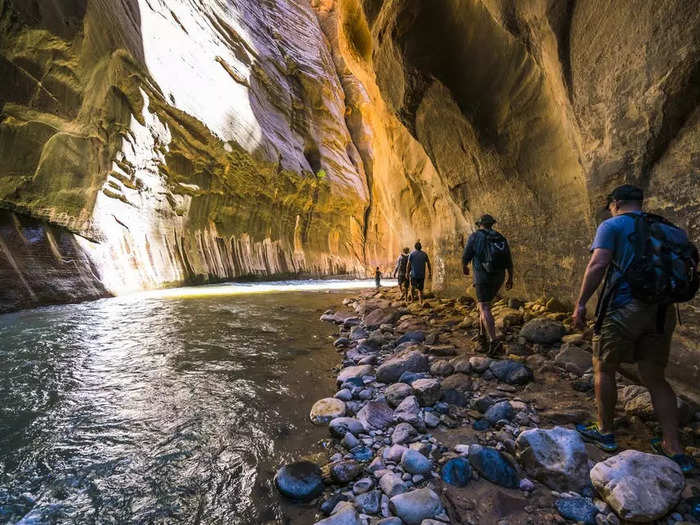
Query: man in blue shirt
[[405, 241, 431, 305], [573, 184, 693, 473]]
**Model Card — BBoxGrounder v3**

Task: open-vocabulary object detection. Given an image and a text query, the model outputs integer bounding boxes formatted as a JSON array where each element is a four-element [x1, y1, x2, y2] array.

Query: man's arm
[[405, 256, 412, 280], [573, 248, 613, 329], [462, 235, 475, 275]]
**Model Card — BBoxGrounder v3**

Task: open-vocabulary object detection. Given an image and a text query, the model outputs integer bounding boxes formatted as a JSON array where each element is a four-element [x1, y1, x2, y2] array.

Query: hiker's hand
[[462, 264, 469, 276], [505, 277, 513, 290], [573, 304, 587, 330]]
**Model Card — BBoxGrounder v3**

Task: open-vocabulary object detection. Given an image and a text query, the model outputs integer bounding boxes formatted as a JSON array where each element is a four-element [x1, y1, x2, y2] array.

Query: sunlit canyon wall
[[0, 1, 698, 393]]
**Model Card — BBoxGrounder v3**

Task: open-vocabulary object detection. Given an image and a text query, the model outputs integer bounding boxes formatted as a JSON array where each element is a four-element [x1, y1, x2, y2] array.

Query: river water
[[0, 280, 390, 524]]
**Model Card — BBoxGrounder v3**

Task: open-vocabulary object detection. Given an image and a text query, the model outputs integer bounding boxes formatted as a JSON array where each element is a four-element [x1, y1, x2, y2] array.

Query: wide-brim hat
[[476, 214, 496, 226]]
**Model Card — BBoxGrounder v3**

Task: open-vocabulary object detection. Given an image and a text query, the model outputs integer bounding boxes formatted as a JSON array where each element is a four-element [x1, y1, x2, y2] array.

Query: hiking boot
[[575, 422, 618, 452], [487, 340, 504, 357], [651, 437, 696, 474]]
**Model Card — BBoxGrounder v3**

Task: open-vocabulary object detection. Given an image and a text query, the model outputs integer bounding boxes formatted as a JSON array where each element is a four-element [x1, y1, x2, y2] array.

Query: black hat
[[476, 214, 496, 226], [607, 184, 644, 205]]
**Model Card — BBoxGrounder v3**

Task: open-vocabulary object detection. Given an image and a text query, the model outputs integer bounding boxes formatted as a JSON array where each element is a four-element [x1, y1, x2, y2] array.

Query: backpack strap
[[594, 265, 622, 334]]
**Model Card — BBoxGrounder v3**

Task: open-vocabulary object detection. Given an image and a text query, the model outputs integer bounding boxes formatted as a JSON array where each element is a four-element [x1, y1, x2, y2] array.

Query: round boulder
[[275, 461, 323, 501], [310, 398, 346, 425], [519, 318, 565, 344]]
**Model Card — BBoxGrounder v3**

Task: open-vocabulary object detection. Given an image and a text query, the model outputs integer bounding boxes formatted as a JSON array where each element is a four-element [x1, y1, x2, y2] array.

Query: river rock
[[353, 477, 373, 495], [412, 378, 441, 406], [469, 356, 493, 373], [396, 331, 425, 346], [376, 349, 429, 384], [441, 457, 472, 487], [365, 308, 401, 329], [341, 432, 360, 450], [310, 398, 346, 424], [424, 411, 440, 428], [350, 325, 369, 341], [383, 444, 408, 463], [337, 365, 374, 386], [385, 383, 413, 407], [400, 449, 432, 474], [590, 450, 685, 522], [357, 401, 394, 430], [355, 489, 381, 514], [489, 360, 533, 385], [430, 360, 454, 376], [515, 426, 590, 492], [398, 371, 429, 385], [450, 357, 472, 374], [329, 417, 365, 438], [468, 444, 518, 488], [554, 344, 593, 375], [389, 488, 444, 525], [330, 460, 363, 483], [379, 472, 410, 497], [392, 422, 418, 444], [519, 318, 565, 344], [314, 504, 362, 525], [555, 496, 598, 525], [335, 388, 352, 401], [377, 519, 402, 525], [484, 400, 514, 424], [274, 461, 324, 501], [394, 395, 420, 422]]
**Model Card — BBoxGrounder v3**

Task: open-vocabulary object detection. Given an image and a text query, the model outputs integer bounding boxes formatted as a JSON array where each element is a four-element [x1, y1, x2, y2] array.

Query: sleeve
[[591, 220, 616, 252], [462, 234, 476, 265]]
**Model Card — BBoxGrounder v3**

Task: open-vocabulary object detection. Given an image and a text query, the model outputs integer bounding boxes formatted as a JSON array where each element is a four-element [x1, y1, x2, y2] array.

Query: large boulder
[[364, 307, 401, 329], [489, 360, 533, 385], [515, 427, 590, 492], [554, 345, 593, 375], [357, 401, 394, 430], [412, 378, 441, 406], [519, 318, 565, 344], [310, 398, 346, 424], [329, 417, 365, 438], [376, 349, 429, 384], [468, 444, 519, 488], [275, 461, 323, 501], [389, 488, 444, 525], [337, 365, 374, 385], [385, 382, 414, 407], [590, 450, 685, 522]]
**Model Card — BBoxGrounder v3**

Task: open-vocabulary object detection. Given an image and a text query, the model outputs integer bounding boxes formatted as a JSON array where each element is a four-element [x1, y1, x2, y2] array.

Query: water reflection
[[0, 280, 381, 524]]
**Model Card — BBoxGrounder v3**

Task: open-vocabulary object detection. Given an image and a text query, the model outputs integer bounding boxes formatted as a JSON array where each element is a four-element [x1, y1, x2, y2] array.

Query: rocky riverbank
[[276, 287, 700, 524]]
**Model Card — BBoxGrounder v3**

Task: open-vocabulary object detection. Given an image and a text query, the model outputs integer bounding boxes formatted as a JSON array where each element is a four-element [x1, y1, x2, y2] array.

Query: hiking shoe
[[651, 437, 696, 474], [575, 422, 618, 452], [487, 340, 504, 357]]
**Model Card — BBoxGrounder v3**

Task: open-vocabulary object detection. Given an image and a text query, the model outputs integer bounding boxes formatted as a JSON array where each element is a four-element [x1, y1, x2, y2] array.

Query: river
[[0, 280, 392, 524]]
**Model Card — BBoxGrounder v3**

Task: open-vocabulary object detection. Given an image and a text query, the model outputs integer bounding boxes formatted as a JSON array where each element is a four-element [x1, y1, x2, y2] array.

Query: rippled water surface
[[0, 280, 384, 524]]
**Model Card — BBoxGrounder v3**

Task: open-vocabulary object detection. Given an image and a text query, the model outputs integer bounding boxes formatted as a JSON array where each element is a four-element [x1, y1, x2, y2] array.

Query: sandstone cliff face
[[0, 0, 698, 396]]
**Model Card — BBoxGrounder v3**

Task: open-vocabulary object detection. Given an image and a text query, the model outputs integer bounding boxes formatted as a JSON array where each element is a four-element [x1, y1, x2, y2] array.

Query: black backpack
[[479, 230, 509, 273], [595, 213, 699, 333], [398, 254, 409, 275], [623, 213, 699, 304]]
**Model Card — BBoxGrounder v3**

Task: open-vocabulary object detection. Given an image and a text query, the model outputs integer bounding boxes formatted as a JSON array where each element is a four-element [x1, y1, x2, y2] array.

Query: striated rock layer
[[0, 1, 698, 396]]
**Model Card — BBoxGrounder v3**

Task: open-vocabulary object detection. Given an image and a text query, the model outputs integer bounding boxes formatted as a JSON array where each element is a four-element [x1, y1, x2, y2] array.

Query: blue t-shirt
[[591, 211, 689, 308], [408, 250, 430, 278]]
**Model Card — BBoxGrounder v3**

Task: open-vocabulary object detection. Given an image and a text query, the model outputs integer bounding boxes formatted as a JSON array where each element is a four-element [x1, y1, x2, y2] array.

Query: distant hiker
[[573, 184, 697, 473], [406, 241, 432, 304], [393, 247, 410, 300], [462, 214, 513, 356], [375, 266, 382, 287]]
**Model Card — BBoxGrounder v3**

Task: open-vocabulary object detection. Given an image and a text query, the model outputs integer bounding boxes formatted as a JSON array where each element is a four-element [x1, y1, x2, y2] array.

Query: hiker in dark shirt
[[375, 266, 382, 288], [406, 242, 432, 305], [393, 247, 410, 300], [462, 214, 513, 356], [572, 185, 696, 474]]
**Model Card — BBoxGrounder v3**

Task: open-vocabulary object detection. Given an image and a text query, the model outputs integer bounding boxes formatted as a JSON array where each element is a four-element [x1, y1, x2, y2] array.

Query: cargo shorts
[[593, 299, 676, 367]]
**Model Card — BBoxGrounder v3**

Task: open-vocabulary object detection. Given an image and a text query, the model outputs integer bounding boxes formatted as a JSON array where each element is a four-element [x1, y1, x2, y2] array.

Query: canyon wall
[[0, 0, 698, 395]]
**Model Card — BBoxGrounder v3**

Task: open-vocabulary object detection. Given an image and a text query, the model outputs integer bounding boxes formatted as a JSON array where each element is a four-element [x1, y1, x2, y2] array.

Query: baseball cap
[[606, 184, 644, 206]]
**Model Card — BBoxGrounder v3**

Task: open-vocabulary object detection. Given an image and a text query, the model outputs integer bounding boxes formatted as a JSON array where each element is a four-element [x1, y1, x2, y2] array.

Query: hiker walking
[[461, 214, 513, 356], [573, 184, 697, 473], [406, 242, 432, 305], [393, 247, 410, 300], [374, 266, 382, 288]]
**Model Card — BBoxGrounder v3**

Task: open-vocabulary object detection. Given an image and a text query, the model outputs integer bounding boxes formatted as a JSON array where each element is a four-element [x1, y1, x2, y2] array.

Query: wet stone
[[275, 461, 324, 501], [468, 444, 518, 488], [484, 401, 514, 424], [355, 489, 381, 514], [441, 457, 472, 487], [310, 398, 346, 425], [390, 488, 444, 525], [331, 460, 363, 483], [329, 418, 365, 438], [555, 496, 599, 525], [472, 419, 491, 431], [400, 448, 432, 475]]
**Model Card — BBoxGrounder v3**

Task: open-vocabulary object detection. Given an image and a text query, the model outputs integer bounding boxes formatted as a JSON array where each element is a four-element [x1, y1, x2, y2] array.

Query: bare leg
[[593, 357, 617, 434], [418, 289, 424, 305], [638, 360, 683, 455], [477, 302, 496, 341]]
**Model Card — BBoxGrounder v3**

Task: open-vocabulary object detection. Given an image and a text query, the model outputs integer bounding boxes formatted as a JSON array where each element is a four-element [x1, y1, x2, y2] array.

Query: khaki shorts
[[593, 299, 676, 367]]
